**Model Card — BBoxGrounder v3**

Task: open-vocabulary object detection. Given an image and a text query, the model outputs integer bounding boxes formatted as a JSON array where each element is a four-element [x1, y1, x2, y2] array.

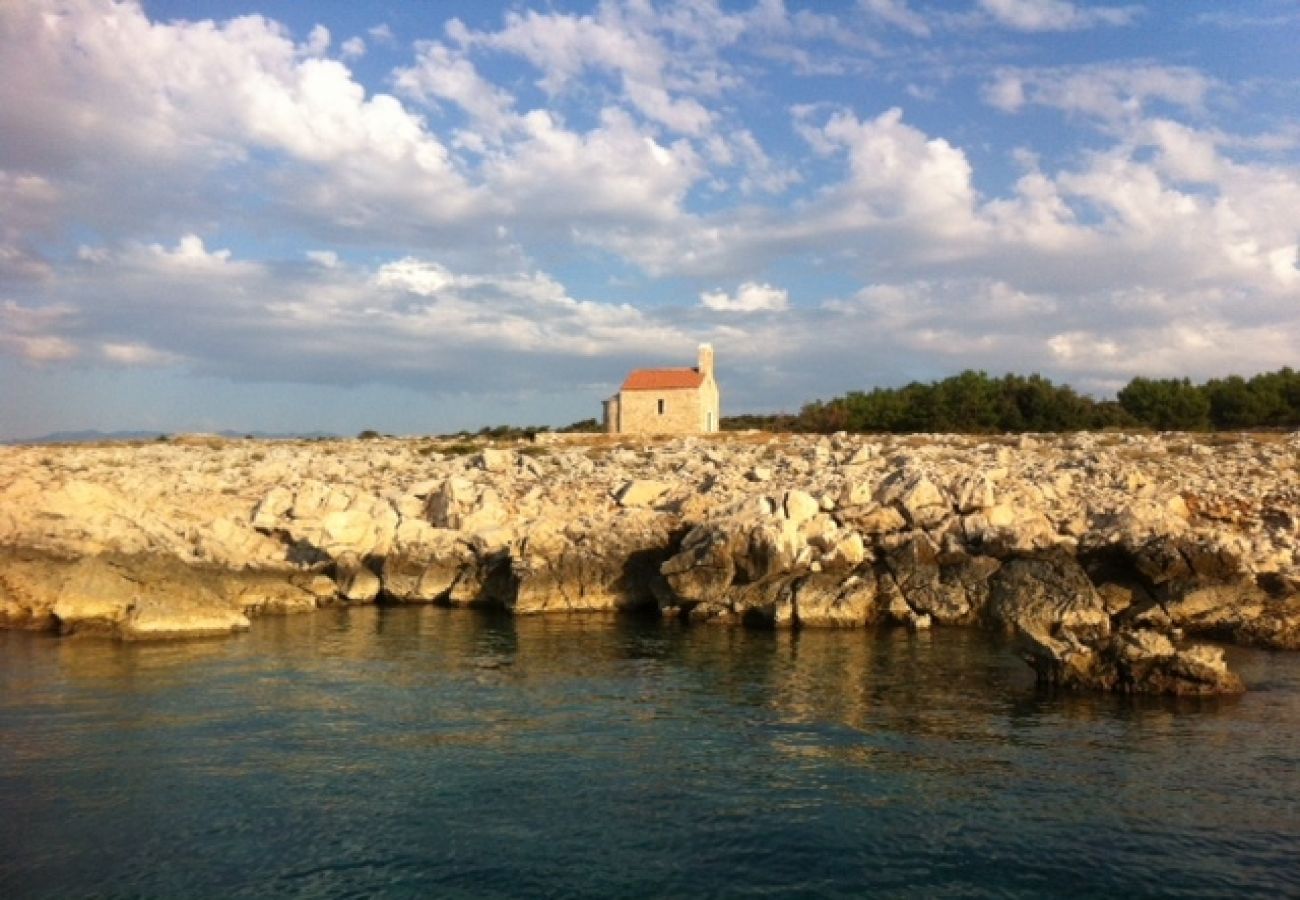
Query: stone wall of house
[[699, 376, 720, 433], [619, 387, 704, 434]]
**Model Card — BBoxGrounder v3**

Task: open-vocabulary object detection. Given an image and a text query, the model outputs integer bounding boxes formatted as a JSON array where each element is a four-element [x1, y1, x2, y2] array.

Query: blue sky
[[1, 0, 1297, 438]]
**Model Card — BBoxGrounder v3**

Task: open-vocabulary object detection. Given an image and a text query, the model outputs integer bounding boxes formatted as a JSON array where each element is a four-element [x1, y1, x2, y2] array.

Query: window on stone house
[[658, 399, 665, 414]]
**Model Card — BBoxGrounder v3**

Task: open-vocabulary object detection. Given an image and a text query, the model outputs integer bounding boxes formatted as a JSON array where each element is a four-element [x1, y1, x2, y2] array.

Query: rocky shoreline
[[2, 431, 1298, 695]]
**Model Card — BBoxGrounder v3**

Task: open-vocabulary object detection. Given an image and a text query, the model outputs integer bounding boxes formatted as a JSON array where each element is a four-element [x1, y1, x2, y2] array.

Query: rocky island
[[2, 431, 1298, 695]]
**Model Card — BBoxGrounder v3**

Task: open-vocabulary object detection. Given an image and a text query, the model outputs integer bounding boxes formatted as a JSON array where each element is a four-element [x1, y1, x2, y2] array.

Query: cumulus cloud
[[482, 107, 702, 223], [393, 42, 518, 141], [375, 258, 456, 295], [700, 282, 789, 312], [146, 234, 234, 269], [820, 107, 980, 233], [0, 1, 481, 237], [0, 0, 1296, 436]]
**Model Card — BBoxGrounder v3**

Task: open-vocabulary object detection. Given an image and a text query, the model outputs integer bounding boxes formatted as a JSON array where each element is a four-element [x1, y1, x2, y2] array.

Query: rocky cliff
[[3, 431, 1297, 694]]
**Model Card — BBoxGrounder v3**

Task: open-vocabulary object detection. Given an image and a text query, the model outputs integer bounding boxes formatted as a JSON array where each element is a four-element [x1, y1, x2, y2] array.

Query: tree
[[1117, 377, 1211, 430]]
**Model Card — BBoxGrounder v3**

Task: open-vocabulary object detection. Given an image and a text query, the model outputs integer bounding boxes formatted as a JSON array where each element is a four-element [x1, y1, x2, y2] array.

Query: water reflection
[[2, 611, 1299, 898]]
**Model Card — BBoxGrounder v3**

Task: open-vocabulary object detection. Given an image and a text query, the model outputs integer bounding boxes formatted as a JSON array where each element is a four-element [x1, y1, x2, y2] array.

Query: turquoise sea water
[[1, 608, 1298, 898]]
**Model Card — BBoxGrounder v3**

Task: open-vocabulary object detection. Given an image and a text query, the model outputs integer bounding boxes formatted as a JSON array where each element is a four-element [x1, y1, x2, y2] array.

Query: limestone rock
[[794, 571, 879, 628], [335, 554, 381, 603], [846, 504, 907, 536], [380, 529, 474, 603], [880, 472, 950, 529], [0, 430, 1294, 695], [987, 554, 1111, 684], [782, 490, 821, 527], [428, 478, 507, 533], [1097, 630, 1245, 695], [477, 448, 514, 473], [661, 524, 736, 607], [511, 511, 676, 614], [617, 479, 669, 508]]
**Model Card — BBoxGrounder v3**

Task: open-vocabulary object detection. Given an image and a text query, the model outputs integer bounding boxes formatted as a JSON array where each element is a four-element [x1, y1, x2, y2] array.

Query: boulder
[[883, 535, 995, 625], [335, 554, 382, 603], [987, 554, 1111, 685], [477, 448, 514, 473], [617, 479, 669, 508], [793, 571, 879, 628], [782, 490, 820, 527], [1097, 630, 1244, 695], [875, 472, 949, 529], [251, 486, 294, 530], [380, 529, 474, 603], [661, 524, 736, 608], [428, 478, 508, 533]]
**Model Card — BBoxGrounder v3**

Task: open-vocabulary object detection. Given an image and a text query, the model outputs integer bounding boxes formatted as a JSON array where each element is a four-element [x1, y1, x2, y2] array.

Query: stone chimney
[[697, 343, 714, 380]]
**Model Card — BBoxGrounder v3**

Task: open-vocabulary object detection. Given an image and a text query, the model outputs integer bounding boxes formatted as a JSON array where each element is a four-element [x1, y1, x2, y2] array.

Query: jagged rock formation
[[2, 430, 1297, 693]]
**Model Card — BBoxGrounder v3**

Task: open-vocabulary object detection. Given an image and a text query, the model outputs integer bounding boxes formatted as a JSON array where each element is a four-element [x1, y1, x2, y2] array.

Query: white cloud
[[340, 36, 365, 60], [305, 250, 340, 269], [394, 42, 517, 141], [0, 301, 79, 363], [725, 130, 801, 195], [375, 258, 456, 295], [827, 279, 1055, 325], [701, 281, 789, 312], [3, 335, 79, 363], [147, 234, 233, 269], [0, 240, 699, 391], [984, 64, 1212, 123], [819, 107, 982, 237], [861, 0, 931, 37], [455, 7, 712, 135], [0, 1, 480, 235], [482, 107, 702, 223], [304, 24, 331, 56], [0, 170, 59, 280], [978, 0, 1139, 32], [1047, 331, 1120, 362], [0, 0, 1297, 433], [101, 342, 182, 367]]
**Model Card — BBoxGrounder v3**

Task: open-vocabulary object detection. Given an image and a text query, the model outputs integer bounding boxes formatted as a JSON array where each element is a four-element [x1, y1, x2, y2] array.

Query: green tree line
[[721, 368, 1300, 434]]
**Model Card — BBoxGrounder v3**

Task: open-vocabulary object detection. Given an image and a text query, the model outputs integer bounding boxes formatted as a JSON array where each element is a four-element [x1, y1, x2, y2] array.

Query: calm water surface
[[1, 608, 1298, 898]]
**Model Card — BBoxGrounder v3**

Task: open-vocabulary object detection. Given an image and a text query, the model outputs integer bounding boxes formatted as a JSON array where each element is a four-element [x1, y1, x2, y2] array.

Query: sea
[[2, 607, 1297, 898]]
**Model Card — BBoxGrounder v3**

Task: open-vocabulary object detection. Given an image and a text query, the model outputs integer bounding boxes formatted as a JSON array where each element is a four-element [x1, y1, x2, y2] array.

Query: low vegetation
[[722, 367, 1300, 434]]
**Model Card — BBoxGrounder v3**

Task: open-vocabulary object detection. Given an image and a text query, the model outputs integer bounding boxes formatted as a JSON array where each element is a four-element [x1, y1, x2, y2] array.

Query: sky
[[1, 0, 1297, 439]]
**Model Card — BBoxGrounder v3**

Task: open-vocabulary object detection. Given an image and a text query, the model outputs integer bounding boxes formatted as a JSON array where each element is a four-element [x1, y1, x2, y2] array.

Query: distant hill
[[6, 429, 339, 445]]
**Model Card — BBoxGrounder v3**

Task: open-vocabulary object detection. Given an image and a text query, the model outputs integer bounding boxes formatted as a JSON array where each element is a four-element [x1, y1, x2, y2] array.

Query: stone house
[[602, 344, 721, 435]]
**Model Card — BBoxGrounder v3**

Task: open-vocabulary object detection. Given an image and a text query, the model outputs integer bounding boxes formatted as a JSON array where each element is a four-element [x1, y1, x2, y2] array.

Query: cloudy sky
[[1, 0, 1297, 438]]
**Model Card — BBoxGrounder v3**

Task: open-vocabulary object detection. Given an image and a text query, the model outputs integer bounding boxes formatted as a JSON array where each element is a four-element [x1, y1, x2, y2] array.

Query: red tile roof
[[621, 367, 704, 391]]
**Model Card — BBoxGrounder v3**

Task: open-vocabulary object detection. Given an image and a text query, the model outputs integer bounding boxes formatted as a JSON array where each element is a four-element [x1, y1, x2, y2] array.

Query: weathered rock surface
[[1, 430, 1297, 692], [0, 548, 319, 640]]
